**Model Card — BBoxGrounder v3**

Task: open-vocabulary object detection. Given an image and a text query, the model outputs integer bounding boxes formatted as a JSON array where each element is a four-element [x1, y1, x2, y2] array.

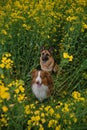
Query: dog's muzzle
[[42, 56, 48, 62]]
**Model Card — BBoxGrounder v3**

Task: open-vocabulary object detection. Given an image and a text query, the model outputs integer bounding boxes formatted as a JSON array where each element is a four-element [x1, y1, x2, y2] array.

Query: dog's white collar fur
[[32, 83, 48, 102]]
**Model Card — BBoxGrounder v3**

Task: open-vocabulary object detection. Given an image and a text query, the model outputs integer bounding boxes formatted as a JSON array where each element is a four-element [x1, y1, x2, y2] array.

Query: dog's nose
[[36, 81, 41, 85], [36, 81, 39, 84], [42, 56, 48, 62]]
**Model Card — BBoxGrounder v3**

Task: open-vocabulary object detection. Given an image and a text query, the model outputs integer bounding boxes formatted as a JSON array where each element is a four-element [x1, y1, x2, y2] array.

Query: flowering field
[[0, 0, 87, 130]]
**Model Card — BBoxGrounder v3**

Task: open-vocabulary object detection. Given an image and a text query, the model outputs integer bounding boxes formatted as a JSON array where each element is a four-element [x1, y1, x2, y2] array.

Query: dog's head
[[31, 69, 53, 87], [40, 46, 53, 63]]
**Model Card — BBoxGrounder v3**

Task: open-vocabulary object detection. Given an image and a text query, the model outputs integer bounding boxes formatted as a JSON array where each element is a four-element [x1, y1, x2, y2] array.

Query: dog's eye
[[42, 53, 44, 55], [46, 54, 49, 56]]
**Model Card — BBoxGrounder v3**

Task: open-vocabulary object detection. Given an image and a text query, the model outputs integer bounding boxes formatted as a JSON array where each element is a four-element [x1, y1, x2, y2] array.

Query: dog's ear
[[48, 47, 54, 54], [31, 69, 37, 78], [40, 46, 45, 52], [44, 71, 53, 85]]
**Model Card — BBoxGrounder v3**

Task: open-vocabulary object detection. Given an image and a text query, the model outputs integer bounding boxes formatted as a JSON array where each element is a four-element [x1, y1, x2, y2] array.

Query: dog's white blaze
[[36, 71, 42, 84], [32, 84, 48, 102]]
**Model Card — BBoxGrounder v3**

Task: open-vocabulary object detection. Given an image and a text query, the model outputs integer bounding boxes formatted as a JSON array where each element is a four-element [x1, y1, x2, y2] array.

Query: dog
[[40, 46, 58, 73], [31, 69, 53, 102]]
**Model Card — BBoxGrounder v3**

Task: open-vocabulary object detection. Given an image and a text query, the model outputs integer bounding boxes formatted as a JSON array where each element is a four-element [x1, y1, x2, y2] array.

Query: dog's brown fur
[[40, 46, 58, 73]]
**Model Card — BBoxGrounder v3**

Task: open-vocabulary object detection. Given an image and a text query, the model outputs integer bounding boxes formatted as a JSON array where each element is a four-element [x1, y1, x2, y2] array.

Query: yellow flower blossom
[[0, 53, 13, 69], [1, 29, 7, 35], [44, 106, 51, 111], [0, 63, 5, 68], [2, 106, 8, 112], [73, 117, 77, 123], [19, 85, 25, 93], [48, 119, 57, 128], [56, 114, 61, 119], [25, 105, 31, 114], [0, 74, 5, 79], [0, 114, 9, 127], [63, 52, 73, 61], [56, 101, 63, 109], [49, 108, 54, 116], [70, 26, 74, 31], [62, 103, 69, 112], [18, 94, 25, 102], [72, 91, 81, 99], [41, 113, 45, 117], [1, 117, 8, 127], [63, 52, 69, 58], [83, 23, 87, 29], [35, 115, 40, 121], [0, 86, 10, 99], [34, 110, 40, 115], [39, 124, 44, 130], [72, 91, 85, 101], [69, 55, 73, 61], [66, 16, 77, 22], [41, 118, 46, 124], [55, 125, 61, 130], [15, 89, 20, 94]]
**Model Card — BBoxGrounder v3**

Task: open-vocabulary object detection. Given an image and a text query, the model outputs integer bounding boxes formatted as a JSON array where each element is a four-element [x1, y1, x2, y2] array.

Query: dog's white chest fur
[[32, 84, 48, 102]]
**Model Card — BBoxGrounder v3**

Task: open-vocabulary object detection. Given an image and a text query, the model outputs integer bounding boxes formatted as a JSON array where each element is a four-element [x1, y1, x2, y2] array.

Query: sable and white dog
[[31, 70, 53, 102], [40, 46, 58, 73]]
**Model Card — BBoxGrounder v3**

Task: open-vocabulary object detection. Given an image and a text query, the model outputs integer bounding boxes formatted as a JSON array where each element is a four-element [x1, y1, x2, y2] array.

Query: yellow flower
[[31, 116, 35, 121], [0, 86, 10, 99], [49, 108, 54, 116], [25, 105, 31, 114], [69, 55, 73, 61], [0, 63, 5, 68], [41, 118, 46, 124], [41, 113, 45, 117], [62, 104, 69, 112], [18, 94, 25, 102], [72, 91, 81, 99], [39, 124, 44, 130], [34, 110, 40, 115], [56, 101, 63, 109], [66, 16, 77, 22], [48, 120, 57, 128], [1, 29, 7, 35], [30, 104, 35, 109], [82, 23, 87, 29], [35, 116, 40, 121], [70, 27, 74, 31], [14, 1, 22, 9], [63, 52, 69, 59], [2, 106, 8, 112], [63, 52, 73, 61], [5, 53, 11, 57], [0, 53, 13, 69], [56, 114, 61, 119], [44, 106, 51, 111], [55, 125, 61, 130], [27, 120, 32, 125], [15, 89, 20, 94], [0, 74, 4, 79], [1, 57, 7, 62], [1, 117, 8, 126], [73, 117, 77, 123], [19, 85, 25, 93], [72, 91, 85, 101]]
